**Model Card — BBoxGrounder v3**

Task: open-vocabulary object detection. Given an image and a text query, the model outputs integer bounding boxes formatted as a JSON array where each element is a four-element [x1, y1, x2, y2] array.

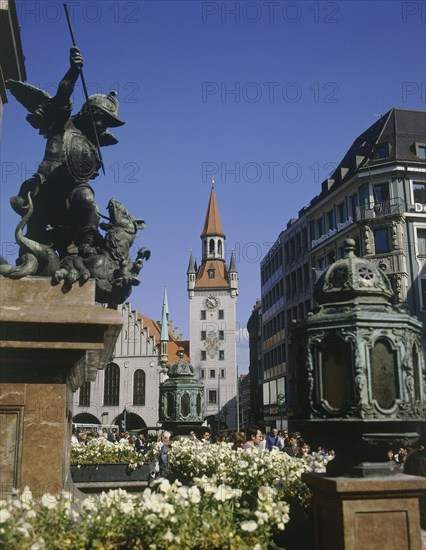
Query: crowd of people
[[184, 425, 335, 459], [72, 424, 425, 472], [387, 443, 426, 473], [72, 427, 160, 454]]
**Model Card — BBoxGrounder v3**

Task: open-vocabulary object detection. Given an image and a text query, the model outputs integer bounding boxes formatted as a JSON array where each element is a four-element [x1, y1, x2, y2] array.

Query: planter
[[71, 462, 154, 483]]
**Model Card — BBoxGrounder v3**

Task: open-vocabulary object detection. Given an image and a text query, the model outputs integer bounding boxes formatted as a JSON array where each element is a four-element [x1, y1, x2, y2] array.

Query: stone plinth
[[303, 472, 425, 550], [0, 278, 122, 498]]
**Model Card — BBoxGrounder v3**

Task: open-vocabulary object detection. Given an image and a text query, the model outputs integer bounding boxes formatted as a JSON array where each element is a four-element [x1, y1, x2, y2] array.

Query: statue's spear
[[63, 3, 105, 175]]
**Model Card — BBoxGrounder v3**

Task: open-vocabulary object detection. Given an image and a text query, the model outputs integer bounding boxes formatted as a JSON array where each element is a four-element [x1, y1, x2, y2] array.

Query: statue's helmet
[[80, 91, 125, 127]]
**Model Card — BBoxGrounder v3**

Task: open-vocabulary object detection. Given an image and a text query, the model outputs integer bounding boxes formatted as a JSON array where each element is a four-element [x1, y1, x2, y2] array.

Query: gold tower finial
[[211, 177, 215, 188]]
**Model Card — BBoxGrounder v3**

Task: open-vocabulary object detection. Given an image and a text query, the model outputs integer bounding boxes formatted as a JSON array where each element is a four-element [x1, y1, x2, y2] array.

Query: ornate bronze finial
[[343, 238, 356, 256], [211, 177, 215, 188]]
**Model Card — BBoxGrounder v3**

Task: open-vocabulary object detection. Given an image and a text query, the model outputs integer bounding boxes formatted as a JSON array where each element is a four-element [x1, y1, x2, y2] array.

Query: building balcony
[[355, 197, 406, 222]]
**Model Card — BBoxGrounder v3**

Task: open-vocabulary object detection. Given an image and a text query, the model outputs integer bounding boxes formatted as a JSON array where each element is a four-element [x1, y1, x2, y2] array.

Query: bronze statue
[[7, 47, 120, 252], [1, 48, 150, 305]]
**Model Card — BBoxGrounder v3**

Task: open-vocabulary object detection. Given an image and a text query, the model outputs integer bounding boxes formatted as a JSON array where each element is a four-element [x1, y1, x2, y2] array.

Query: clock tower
[[187, 182, 238, 429]]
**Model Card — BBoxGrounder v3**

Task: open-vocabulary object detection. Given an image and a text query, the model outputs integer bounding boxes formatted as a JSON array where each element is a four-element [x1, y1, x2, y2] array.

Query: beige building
[[259, 108, 426, 428]]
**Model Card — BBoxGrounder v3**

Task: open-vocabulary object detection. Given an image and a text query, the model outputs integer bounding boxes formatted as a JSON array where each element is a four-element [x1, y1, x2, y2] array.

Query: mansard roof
[[307, 108, 426, 211]]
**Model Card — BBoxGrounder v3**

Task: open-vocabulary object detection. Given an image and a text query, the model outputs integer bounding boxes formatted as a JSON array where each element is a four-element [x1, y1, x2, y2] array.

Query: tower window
[[218, 310, 224, 319], [201, 331, 206, 340], [219, 350, 225, 360], [200, 369, 205, 379], [209, 239, 215, 254], [200, 310, 206, 320], [218, 240, 222, 255], [219, 330, 224, 340], [201, 351, 207, 361], [209, 369, 216, 378]]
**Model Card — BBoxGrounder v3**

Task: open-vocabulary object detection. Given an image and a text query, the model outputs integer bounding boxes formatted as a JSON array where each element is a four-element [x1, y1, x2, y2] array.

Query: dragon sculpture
[[0, 194, 150, 305]]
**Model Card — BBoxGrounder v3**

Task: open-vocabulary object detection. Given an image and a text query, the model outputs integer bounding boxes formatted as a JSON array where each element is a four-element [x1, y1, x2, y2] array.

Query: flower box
[[71, 463, 154, 483]]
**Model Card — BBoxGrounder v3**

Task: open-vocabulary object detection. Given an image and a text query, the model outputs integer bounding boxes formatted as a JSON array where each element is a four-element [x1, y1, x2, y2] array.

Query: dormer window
[[208, 268, 215, 279], [415, 143, 426, 159], [374, 143, 390, 159]]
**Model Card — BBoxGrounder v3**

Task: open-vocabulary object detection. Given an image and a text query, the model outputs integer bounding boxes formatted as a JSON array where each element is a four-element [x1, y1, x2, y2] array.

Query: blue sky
[[1, 0, 425, 371]]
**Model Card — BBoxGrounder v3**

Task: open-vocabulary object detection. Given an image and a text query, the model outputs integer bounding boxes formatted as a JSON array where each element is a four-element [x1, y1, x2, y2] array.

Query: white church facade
[[72, 300, 189, 431]]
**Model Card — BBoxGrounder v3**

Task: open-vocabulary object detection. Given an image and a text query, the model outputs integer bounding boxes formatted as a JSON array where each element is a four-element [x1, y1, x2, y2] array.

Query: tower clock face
[[204, 295, 219, 310]]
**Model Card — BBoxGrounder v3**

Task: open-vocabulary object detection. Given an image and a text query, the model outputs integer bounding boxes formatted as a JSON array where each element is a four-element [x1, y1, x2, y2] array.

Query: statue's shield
[[63, 129, 99, 183]]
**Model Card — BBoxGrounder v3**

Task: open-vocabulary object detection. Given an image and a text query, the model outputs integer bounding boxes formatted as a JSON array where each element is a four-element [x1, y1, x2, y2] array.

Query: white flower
[[20, 487, 34, 510], [0, 509, 11, 523], [258, 486, 274, 501], [16, 522, 32, 538], [214, 484, 239, 502], [158, 479, 171, 493], [240, 520, 258, 532], [119, 501, 134, 514], [188, 486, 201, 504], [30, 539, 46, 550], [41, 494, 57, 510], [163, 529, 174, 542], [82, 499, 97, 512]]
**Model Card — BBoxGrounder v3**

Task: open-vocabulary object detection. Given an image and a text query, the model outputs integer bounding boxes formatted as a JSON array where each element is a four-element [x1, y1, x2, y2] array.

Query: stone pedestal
[[303, 473, 425, 550], [0, 278, 122, 498]]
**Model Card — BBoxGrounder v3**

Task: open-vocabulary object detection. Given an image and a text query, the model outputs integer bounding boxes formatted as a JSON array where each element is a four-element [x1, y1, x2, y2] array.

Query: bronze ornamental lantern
[[159, 350, 205, 435], [288, 239, 425, 475]]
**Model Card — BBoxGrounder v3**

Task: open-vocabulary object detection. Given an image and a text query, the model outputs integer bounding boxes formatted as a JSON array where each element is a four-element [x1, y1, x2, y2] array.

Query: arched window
[[218, 240, 222, 256], [181, 393, 190, 417], [371, 339, 398, 409], [320, 335, 353, 410], [133, 369, 146, 406], [413, 345, 421, 401], [104, 362, 120, 406], [79, 381, 91, 407], [209, 239, 215, 254], [166, 393, 175, 418]]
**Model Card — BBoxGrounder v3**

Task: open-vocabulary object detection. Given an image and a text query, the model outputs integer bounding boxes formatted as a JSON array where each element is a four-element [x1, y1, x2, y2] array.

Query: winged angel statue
[[1, 48, 150, 304]]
